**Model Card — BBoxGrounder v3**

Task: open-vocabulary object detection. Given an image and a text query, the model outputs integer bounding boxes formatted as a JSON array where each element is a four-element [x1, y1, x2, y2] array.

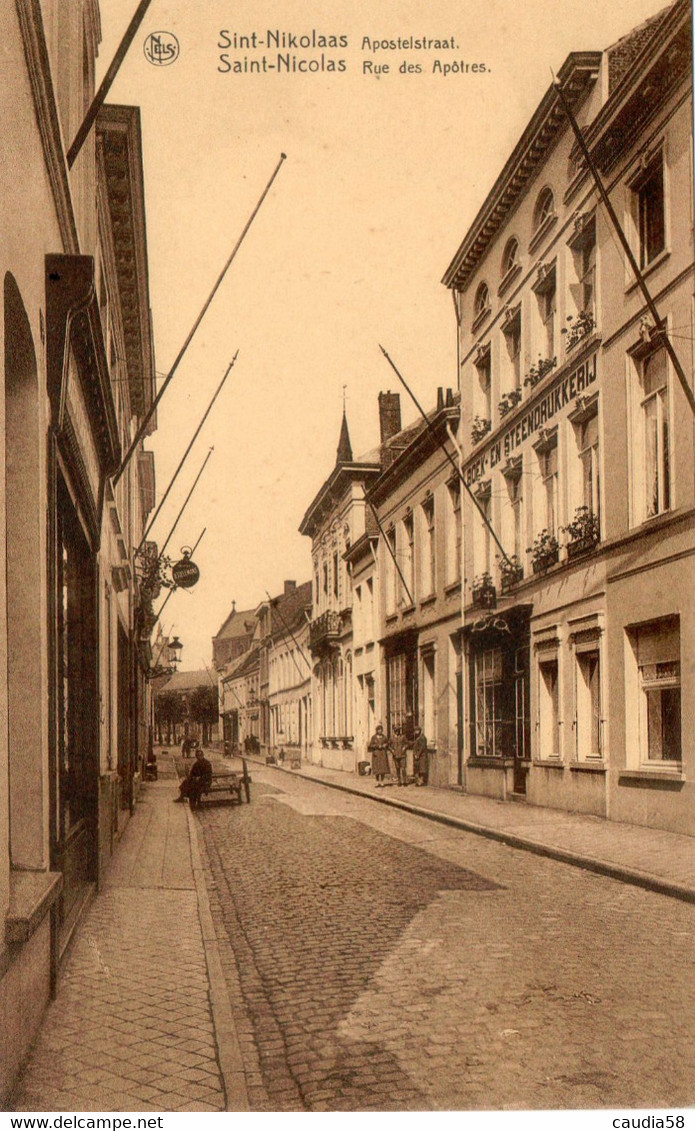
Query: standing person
[[413, 726, 429, 786], [368, 724, 391, 788], [391, 725, 408, 786], [174, 747, 213, 809]]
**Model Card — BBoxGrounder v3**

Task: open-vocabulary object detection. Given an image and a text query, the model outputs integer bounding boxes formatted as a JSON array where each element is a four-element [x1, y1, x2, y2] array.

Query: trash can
[[358, 760, 371, 776]]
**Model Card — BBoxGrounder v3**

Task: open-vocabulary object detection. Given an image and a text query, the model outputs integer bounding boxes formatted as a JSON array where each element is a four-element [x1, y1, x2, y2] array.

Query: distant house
[[212, 602, 256, 670], [154, 669, 219, 746]]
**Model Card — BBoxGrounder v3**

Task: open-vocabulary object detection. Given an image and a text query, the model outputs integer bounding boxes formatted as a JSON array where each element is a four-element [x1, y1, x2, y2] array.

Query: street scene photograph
[[1, 0, 694, 1121]]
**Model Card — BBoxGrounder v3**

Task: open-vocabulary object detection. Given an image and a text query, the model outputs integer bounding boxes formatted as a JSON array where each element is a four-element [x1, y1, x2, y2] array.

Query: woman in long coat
[[368, 724, 391, 787]]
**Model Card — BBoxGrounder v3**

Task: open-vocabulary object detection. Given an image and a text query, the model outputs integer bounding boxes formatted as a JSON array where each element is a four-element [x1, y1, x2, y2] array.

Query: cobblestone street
[[197, 767, 695, 1112]]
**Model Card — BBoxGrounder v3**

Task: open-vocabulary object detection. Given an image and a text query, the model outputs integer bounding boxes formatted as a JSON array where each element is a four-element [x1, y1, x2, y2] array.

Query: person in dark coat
[[413, 726, 429, 786], [368, 724, 391, 787], [391, 726, 408, 786], [174, 748, 213, 809]]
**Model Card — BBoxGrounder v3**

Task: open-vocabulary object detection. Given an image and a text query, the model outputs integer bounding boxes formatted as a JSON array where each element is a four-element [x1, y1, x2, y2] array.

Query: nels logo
[[144, 31, 180, 66]]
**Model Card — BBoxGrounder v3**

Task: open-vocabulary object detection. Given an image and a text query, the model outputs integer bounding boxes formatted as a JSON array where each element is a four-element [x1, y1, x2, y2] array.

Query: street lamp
[[168, 635, 183, 668]]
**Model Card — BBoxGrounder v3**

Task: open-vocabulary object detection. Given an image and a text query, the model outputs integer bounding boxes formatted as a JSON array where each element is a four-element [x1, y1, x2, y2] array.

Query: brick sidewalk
[[252, 757, 695, 901], [11, 759, 233, 1113]]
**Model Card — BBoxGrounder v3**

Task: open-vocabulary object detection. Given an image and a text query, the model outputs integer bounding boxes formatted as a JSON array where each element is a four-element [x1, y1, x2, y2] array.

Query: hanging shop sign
[[172, 552, 200, 589]]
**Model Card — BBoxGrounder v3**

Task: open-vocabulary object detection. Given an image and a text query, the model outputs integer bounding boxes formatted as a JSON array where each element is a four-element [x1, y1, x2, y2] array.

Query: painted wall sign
[[464, 352, 597, 485]]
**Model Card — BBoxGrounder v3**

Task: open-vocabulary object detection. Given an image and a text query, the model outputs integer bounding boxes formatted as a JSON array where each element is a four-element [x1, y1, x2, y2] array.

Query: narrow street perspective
[[11, 754, 695, 1112], [2, 0, 694, 1118]]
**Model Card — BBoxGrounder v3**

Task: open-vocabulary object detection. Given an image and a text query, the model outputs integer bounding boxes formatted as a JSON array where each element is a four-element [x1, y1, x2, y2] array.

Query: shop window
[[475, 649, 504, 757], [631, 153, 666, 269], [627, 618, 681, 764], [420, 496, 435, 597], [576, 650, 602, 759], [538, 658, 560, 759], [387, 650, 417, 740]]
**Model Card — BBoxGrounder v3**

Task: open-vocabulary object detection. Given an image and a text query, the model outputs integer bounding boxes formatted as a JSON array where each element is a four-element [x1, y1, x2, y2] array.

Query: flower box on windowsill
[[531, 547, 559, 574], [566, 533, 600, 561], [500, 566, 524, 593]]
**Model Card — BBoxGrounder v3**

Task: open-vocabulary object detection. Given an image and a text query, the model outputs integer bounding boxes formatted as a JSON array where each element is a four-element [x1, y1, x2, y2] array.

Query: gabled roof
[[606, 4, 673, 92], [213, 604, 256, 642], [266, 580, 313, 642], [156, 668, 213, 694]]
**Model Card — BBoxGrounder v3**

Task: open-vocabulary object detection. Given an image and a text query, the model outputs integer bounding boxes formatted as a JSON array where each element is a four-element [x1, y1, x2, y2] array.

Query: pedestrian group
[[367, 724, 429, 788]]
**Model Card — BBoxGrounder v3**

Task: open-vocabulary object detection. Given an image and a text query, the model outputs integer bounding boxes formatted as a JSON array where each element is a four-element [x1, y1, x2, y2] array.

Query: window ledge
[[467, 756, 515, 769], [532, 758, 565, 769], [401, 603, 416, 617], [419, 594, 437, 608], [444, 580, 462, 596], [6, 870, 63, 944], [619, 769, 685, 789], [569, 761, 606, 773], [626, 247, 670, 292], [385, 613, 398, 625]]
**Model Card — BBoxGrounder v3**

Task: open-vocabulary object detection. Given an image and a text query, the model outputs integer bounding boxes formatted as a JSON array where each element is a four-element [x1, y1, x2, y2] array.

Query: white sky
[[98, 0, 666, 671]]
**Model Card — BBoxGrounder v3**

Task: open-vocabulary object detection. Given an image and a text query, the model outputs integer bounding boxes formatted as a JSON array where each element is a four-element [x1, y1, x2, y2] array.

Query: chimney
[[284, 580, 296, 595], [378, 391, 401, 444], [436, 387, 444, 411], [446, 388, 455, 407]]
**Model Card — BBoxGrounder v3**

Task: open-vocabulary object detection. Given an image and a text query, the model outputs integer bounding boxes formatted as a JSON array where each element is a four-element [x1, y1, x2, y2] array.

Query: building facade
[[1, 1, 157, 1099], [368, 390, 463, 786], [443, 0, 693, 832], [264, 580, 313, 759]]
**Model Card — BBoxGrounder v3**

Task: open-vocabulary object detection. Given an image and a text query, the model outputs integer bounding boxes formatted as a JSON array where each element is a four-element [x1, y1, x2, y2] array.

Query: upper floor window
[[533, 187, 555, 231], [402, 512, 415, 604], [630, 152, 666, 269], [473, 282, 491, 327], [641, 348, 671, 519], [420, 496, 435, 597], [501, 307, 522, 391], [501, 238, 519, 277], [445, 479, 462, 585], [473, 343, 492, 421]]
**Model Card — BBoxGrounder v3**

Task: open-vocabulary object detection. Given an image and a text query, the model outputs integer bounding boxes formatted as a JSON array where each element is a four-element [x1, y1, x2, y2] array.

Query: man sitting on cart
[[174, 747, 213, 809]]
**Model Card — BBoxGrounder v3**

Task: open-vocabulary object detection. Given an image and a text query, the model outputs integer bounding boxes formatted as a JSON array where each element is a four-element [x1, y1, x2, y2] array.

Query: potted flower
[[523, 356, 557, 389], [562, 506, 600, 560], [471, 415, 491, 445], [498, 387, 523, 418], [497, 553, 524, 592], [471, 572, 497, 609], [562, 311, 595, 351], [527, 529, 560, 574]]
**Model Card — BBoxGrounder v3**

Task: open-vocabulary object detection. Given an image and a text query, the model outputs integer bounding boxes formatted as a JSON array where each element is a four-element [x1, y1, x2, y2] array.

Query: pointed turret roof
[[336, 411, 353, 464]]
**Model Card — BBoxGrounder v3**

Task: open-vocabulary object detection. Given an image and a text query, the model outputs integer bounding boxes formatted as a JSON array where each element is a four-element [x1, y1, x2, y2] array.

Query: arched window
[[534, 187, 555, 231], [501, 238, 519, 277], [474, 282, 490, 319]]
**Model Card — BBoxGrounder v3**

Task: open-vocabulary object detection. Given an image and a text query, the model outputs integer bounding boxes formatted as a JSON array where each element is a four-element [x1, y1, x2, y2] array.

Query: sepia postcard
[[1, 0, 693, 1123]]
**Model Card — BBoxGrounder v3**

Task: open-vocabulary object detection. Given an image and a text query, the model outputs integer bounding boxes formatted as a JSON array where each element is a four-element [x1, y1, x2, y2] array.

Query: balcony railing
[[309, 610, 342, 651]]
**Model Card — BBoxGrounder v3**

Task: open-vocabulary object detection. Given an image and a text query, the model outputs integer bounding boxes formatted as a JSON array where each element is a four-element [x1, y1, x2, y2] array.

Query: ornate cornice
[[15, 0, 78, 254], [97, 105, 155, 421], [442, 52, 601, 292]]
